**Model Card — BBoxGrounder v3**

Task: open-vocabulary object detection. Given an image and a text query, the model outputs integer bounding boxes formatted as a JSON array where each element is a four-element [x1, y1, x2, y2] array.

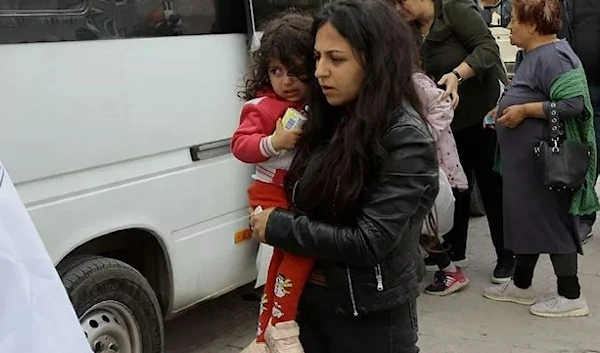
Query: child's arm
[[231, 102, 279, 164], [414, 73, 454, 139]]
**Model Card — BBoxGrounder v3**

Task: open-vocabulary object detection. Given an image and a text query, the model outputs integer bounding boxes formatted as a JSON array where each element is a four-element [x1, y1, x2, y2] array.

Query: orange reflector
[[235, 228, 252, 244]]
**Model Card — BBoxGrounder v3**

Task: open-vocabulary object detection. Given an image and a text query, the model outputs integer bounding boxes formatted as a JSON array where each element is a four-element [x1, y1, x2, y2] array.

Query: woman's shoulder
[[440, 0, 481, 19], [384, 104, 433, 147], [529, 40, 579, 66], [441, 0, 476, 10], [528, 40, 581, 86]]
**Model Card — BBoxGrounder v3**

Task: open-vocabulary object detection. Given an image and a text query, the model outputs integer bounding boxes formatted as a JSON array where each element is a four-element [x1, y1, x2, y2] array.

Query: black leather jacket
[[265, 106, 439, 317]]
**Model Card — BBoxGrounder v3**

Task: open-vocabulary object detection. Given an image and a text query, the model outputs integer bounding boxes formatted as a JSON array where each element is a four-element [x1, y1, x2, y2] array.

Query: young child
[[231, 12, 313, 353], [413, 71, 471, 296]]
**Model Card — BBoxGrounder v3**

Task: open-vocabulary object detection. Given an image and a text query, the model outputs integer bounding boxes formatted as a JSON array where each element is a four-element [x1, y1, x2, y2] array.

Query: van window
[[0, 0, 85, 11], [251, 0, 326, 28]]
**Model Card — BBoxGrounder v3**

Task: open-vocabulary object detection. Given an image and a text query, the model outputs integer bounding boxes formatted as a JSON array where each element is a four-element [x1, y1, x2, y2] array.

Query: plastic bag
[[422, 168, 455, 239], [0, 162, 91, 353]]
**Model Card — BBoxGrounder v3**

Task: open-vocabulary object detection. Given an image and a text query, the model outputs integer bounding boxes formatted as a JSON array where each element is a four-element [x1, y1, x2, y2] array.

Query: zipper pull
[[346, 267, 360, 317], [375, 265, 384, 292]]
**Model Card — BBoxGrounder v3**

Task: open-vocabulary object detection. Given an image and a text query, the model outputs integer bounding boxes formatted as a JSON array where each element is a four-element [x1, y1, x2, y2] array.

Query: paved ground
[[165, 216, 600, 353]]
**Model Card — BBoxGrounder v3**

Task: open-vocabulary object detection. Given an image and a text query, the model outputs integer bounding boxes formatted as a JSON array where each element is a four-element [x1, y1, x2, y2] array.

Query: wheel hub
[[80, 301, 142, 353]]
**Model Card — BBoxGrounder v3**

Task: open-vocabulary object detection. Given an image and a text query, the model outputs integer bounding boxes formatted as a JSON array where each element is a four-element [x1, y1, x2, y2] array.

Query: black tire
[[470, 176, 486, 217], [58, 255, 164, 353]]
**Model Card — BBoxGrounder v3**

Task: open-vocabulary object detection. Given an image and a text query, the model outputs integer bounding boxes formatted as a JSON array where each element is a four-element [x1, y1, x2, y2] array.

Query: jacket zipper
[[346, 266, 359, 317], [374, 264, 384, 292]]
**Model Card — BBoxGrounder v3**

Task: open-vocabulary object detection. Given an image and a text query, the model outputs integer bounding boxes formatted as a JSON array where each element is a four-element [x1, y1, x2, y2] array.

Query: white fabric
[[0, 161, 92, 353], [253, 206, 273, 289], [255, 242, 274, 289], [422, 169, 455, 239]]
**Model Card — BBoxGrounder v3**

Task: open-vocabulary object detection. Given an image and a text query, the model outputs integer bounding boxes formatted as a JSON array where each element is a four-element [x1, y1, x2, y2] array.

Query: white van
[[0, 1, 324, 352]]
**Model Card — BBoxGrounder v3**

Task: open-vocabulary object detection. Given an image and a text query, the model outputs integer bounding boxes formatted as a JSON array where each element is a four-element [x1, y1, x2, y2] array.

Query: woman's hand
[[498, 105, 526, 128], [250, 207, 276, 243], [483, 106, 498, 129], [438, 73, 460, 109]]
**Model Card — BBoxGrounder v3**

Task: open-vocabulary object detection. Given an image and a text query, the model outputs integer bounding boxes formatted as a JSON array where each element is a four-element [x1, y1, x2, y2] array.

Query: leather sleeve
[[264, 121, 439, 267]]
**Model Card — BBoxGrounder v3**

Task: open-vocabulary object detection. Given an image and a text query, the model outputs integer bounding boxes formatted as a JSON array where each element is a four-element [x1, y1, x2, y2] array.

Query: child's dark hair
[[240, 11, 314, 101]]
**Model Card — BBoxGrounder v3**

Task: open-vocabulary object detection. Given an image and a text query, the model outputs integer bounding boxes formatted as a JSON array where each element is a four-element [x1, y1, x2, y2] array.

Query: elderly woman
[[482, 0, 598, 318]]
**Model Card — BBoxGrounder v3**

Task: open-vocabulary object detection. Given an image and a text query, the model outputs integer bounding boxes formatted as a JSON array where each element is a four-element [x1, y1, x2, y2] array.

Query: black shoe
[[492, 258, 515, 284]]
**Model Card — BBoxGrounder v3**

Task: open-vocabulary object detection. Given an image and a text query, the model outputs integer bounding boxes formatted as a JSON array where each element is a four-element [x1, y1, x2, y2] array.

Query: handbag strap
[[548, 101, 563, 152]]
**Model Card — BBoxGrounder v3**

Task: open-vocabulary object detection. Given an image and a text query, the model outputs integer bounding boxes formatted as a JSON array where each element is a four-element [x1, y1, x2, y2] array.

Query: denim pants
[[297, 284, 420, 353], [580, 84, 600, 225]]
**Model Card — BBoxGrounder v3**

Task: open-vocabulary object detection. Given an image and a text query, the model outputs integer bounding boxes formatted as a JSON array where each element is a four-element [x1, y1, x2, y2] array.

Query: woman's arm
[[263, 122, 438, 268], [444, 0, 502, 80], [436, 0, 502, 106], [524, 99, 584, 119], [498, 98, 584, 128]]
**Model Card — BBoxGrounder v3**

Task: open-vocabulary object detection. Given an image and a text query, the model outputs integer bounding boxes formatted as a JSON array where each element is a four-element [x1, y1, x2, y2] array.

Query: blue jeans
[[580, 84, 600, 224]]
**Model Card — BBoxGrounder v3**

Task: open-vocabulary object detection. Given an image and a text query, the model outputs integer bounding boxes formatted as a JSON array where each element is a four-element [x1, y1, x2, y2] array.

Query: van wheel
[[58, 255, 164, 353]]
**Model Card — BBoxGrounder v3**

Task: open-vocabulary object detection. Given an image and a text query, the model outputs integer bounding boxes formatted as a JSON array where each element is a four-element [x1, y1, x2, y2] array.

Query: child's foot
[[425, 269, 469, 296], [265, 320, 304, 353], [483, 280, 536, 305], [241, 340, 270, 353], [530, 295, 590, 318]]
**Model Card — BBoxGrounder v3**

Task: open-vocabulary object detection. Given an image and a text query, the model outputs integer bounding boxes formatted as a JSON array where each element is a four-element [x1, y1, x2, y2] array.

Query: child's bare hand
[[272, 118, 302, 151]]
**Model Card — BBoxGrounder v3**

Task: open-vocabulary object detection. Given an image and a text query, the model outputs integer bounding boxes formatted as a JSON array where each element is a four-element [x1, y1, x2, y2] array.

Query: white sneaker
[[453, 258, 469, 269], [530, 295, 590, 318], [483, 280, 536, 305]]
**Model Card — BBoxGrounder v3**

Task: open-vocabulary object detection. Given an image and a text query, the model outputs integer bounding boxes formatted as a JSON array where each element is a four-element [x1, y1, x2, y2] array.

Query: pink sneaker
[[425, 269, 469, 296]]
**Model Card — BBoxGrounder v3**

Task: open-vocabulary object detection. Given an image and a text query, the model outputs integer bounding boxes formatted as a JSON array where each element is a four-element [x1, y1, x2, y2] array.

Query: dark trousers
[[427, 243, 452, 270], [297, 284, 419, 353], [513, 253, 581, 299], [579, 84, 600, 225], [443, 123, 512, 261]]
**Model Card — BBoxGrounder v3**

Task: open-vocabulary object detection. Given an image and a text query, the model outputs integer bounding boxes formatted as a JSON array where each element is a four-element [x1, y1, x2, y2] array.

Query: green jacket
[[551, 67, 600, 215]]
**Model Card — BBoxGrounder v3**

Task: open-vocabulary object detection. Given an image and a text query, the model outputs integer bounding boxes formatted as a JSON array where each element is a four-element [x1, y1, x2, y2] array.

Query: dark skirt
[[497, 119, 580, 254]]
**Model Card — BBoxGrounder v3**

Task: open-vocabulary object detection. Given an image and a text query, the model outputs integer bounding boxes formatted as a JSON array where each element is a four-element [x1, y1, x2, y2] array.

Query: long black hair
[[240, 11, 313, 101], [285, 0, 424, 221]]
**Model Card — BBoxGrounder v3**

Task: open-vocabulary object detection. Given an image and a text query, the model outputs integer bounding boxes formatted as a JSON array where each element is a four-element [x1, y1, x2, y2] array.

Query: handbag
[[534, 104, 591, 191]]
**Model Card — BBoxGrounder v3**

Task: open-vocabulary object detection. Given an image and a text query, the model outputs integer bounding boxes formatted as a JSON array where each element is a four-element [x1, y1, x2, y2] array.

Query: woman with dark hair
[[482, 0, 597, 318], [250, 0, 438, 351], [392, 0, 514, 284]]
